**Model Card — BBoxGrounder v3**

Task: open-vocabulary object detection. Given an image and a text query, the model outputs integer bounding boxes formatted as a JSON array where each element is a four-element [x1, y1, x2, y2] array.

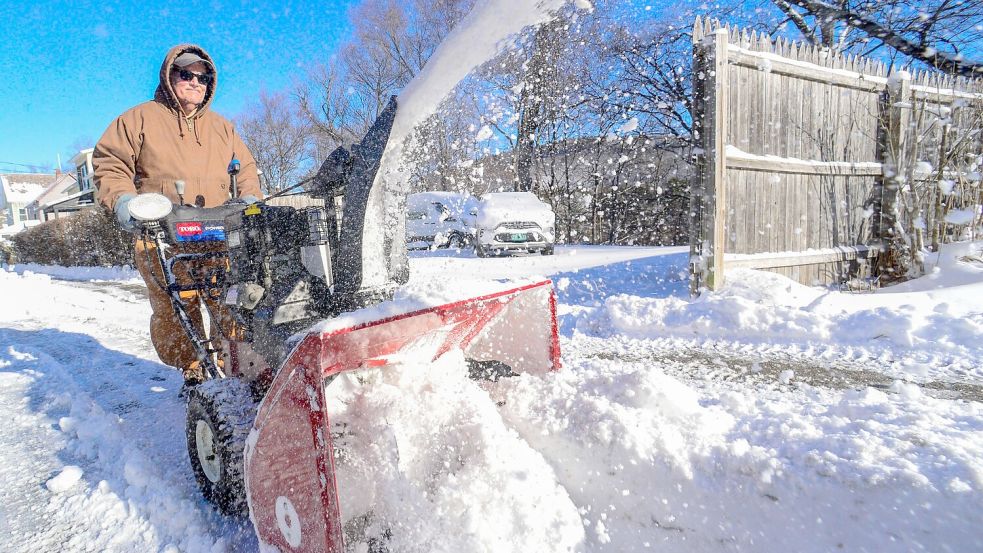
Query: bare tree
[[295, 62, 359, 153], [236, 91, 310, 195], [511, 19, 570, 192], [295, 0, 473, 170]]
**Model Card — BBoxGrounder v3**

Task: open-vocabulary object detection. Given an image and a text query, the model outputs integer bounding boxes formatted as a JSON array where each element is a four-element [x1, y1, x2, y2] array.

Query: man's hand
[[114, 194, 138, 232]]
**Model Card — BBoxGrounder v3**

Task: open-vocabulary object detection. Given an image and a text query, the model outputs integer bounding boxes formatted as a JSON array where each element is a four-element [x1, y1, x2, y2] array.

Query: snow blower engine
[[126, 97, 560, 553]]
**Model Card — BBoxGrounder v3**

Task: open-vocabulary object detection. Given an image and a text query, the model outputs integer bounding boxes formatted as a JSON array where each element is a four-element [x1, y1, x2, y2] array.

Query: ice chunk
[[46, 465, 83, 493]]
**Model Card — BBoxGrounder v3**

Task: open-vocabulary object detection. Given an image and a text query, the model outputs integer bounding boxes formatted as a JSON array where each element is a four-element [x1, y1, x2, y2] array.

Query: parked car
[[473, 191, 555, 256], [405, 191, 477, 249]]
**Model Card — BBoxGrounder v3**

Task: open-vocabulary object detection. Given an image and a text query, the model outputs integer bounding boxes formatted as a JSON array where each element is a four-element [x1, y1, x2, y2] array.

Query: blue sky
[[0, 0, 359, 172]]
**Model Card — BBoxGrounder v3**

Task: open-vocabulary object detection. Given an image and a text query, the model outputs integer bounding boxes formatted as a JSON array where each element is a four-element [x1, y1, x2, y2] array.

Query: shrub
[[11, 208, 131, 267]]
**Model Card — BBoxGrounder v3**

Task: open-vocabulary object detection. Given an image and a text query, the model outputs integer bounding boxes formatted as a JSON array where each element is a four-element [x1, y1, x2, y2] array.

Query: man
[[94, 44, 262, 385]]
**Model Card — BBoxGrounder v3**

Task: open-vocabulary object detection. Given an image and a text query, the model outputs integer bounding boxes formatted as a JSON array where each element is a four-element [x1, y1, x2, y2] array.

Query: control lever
[[174, 180, 186, 206], [228, 156, 240, 200]]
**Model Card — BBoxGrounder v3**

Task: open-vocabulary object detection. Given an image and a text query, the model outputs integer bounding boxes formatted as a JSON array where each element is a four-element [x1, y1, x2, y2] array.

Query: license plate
[[509, 233, 526, 241]]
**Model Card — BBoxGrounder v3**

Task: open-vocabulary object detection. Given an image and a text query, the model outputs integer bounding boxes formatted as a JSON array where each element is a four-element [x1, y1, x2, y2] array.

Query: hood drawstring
[[165, 89, 185, 139], [162, 84, 200, 144], [174, 108, 202, 145], [191, 115, 201, 145]]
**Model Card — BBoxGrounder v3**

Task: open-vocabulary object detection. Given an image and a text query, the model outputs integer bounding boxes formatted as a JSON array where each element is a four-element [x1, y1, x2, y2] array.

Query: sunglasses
[[173, 68, 213, 86]]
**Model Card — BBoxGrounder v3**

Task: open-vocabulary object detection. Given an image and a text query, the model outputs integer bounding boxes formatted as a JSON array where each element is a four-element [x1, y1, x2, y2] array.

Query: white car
[[405, 191, 477, 249], [473, 192, 555, 256]]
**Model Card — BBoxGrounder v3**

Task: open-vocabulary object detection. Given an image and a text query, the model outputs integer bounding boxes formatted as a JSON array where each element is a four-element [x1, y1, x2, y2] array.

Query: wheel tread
[[186, 378, 257, 515]]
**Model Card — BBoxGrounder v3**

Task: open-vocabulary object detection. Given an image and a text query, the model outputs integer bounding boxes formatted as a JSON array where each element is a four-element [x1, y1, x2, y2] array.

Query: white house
[[28, 172, 78, 220], [30, 149, 97, 221], [73, 148, 94, 192], [0, 173, 55, 228]]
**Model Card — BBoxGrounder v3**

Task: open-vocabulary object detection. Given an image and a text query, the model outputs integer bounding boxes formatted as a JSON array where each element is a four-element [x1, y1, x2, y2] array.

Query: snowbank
[[4, 263, 140, 282], [572, 242, 983, 382]]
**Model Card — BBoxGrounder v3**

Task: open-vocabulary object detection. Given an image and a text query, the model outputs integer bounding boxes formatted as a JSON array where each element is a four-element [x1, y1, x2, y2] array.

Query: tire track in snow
[[0, 332, 249, 552], [564, 333, 983, 402]]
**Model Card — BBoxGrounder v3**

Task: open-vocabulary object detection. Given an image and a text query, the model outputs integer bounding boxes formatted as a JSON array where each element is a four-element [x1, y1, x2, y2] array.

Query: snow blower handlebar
[[128, 197, 252, 380]]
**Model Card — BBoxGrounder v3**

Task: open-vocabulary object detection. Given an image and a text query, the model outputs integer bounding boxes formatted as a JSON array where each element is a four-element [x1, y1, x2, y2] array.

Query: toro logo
[[176, 222, 203, 236]]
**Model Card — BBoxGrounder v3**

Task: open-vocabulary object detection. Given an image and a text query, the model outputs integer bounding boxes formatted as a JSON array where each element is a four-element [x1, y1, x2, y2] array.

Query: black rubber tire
[[541, 246, 555, 256], [475, 243, 487, 258], [186, 378, 257, 516], [445, 232, 465, 250]]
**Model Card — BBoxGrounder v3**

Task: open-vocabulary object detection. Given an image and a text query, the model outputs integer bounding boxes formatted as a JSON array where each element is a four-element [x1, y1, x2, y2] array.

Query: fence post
[[690, 28, 729, 295], [872, 71, 911, 281]]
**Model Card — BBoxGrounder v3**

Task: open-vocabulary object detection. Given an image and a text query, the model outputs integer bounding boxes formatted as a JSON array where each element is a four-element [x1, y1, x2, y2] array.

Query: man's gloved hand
[[114, 194, 138, 232]]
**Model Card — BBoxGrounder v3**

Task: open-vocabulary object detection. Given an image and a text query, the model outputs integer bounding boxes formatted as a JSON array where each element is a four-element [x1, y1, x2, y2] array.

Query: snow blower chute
[[125, 96, 560, 552]]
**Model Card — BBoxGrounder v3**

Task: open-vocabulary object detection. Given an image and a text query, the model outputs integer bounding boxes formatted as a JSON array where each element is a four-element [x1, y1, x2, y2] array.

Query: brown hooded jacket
[[93, 44, 261, 211]]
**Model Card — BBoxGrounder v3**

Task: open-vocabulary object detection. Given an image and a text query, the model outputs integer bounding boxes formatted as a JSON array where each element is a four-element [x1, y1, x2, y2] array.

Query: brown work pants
[[134, 238, 235, 374]]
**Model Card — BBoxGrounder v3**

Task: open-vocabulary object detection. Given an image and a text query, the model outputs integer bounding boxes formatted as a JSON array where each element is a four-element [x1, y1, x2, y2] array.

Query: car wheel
[[541, 246, 554, 256], [446, 232, 465, 250], [475, 243, 487, 258], [186, 378, 257, 516]]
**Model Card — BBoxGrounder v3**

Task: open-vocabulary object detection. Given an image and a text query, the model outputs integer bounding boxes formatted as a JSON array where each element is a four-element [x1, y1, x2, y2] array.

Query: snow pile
[[45, 466, 83, 493], [326, 350, 584, 553], [324, 335, 983, 552], [492, 356, 983, 551], [574, 242, 983, 380]]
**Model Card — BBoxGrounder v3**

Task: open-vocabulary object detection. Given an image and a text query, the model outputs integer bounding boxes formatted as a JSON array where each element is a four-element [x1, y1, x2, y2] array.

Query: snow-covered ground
[[2, 242, 982, 552]]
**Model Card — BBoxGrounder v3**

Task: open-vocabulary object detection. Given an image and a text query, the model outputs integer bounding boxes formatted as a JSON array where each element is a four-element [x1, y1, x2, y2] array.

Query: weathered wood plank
[[725, 245, 875, 269], [725, 152, 883, 176], [728, 46, 885, 92]]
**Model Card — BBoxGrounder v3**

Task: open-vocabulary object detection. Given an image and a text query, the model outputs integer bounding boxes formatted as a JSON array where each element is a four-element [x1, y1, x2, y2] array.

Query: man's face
[[170, 61, 210, 111]]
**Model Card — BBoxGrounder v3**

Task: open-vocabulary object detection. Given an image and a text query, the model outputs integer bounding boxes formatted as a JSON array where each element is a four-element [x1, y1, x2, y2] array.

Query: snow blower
[[125, 96, 560, 552]]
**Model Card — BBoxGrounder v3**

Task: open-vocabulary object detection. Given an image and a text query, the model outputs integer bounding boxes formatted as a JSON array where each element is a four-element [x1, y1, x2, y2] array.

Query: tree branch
[[771, 0, 819, 44], [783, 0, 983, 76]]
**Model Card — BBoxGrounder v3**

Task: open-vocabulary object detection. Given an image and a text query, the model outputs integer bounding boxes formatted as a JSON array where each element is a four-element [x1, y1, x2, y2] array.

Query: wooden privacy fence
[[690, 18, 983, 293]]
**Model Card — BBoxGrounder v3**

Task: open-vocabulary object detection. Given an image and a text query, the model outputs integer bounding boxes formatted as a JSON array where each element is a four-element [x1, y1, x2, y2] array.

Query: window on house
[[18, 208, 27, 220]]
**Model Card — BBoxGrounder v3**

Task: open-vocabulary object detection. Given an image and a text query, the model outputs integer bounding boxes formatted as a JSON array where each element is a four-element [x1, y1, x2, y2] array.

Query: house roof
[[70, 148, 94, 166], [1, 173, 56, 204], [41, 187, 95, 211], [34, 173, 78, 206]]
